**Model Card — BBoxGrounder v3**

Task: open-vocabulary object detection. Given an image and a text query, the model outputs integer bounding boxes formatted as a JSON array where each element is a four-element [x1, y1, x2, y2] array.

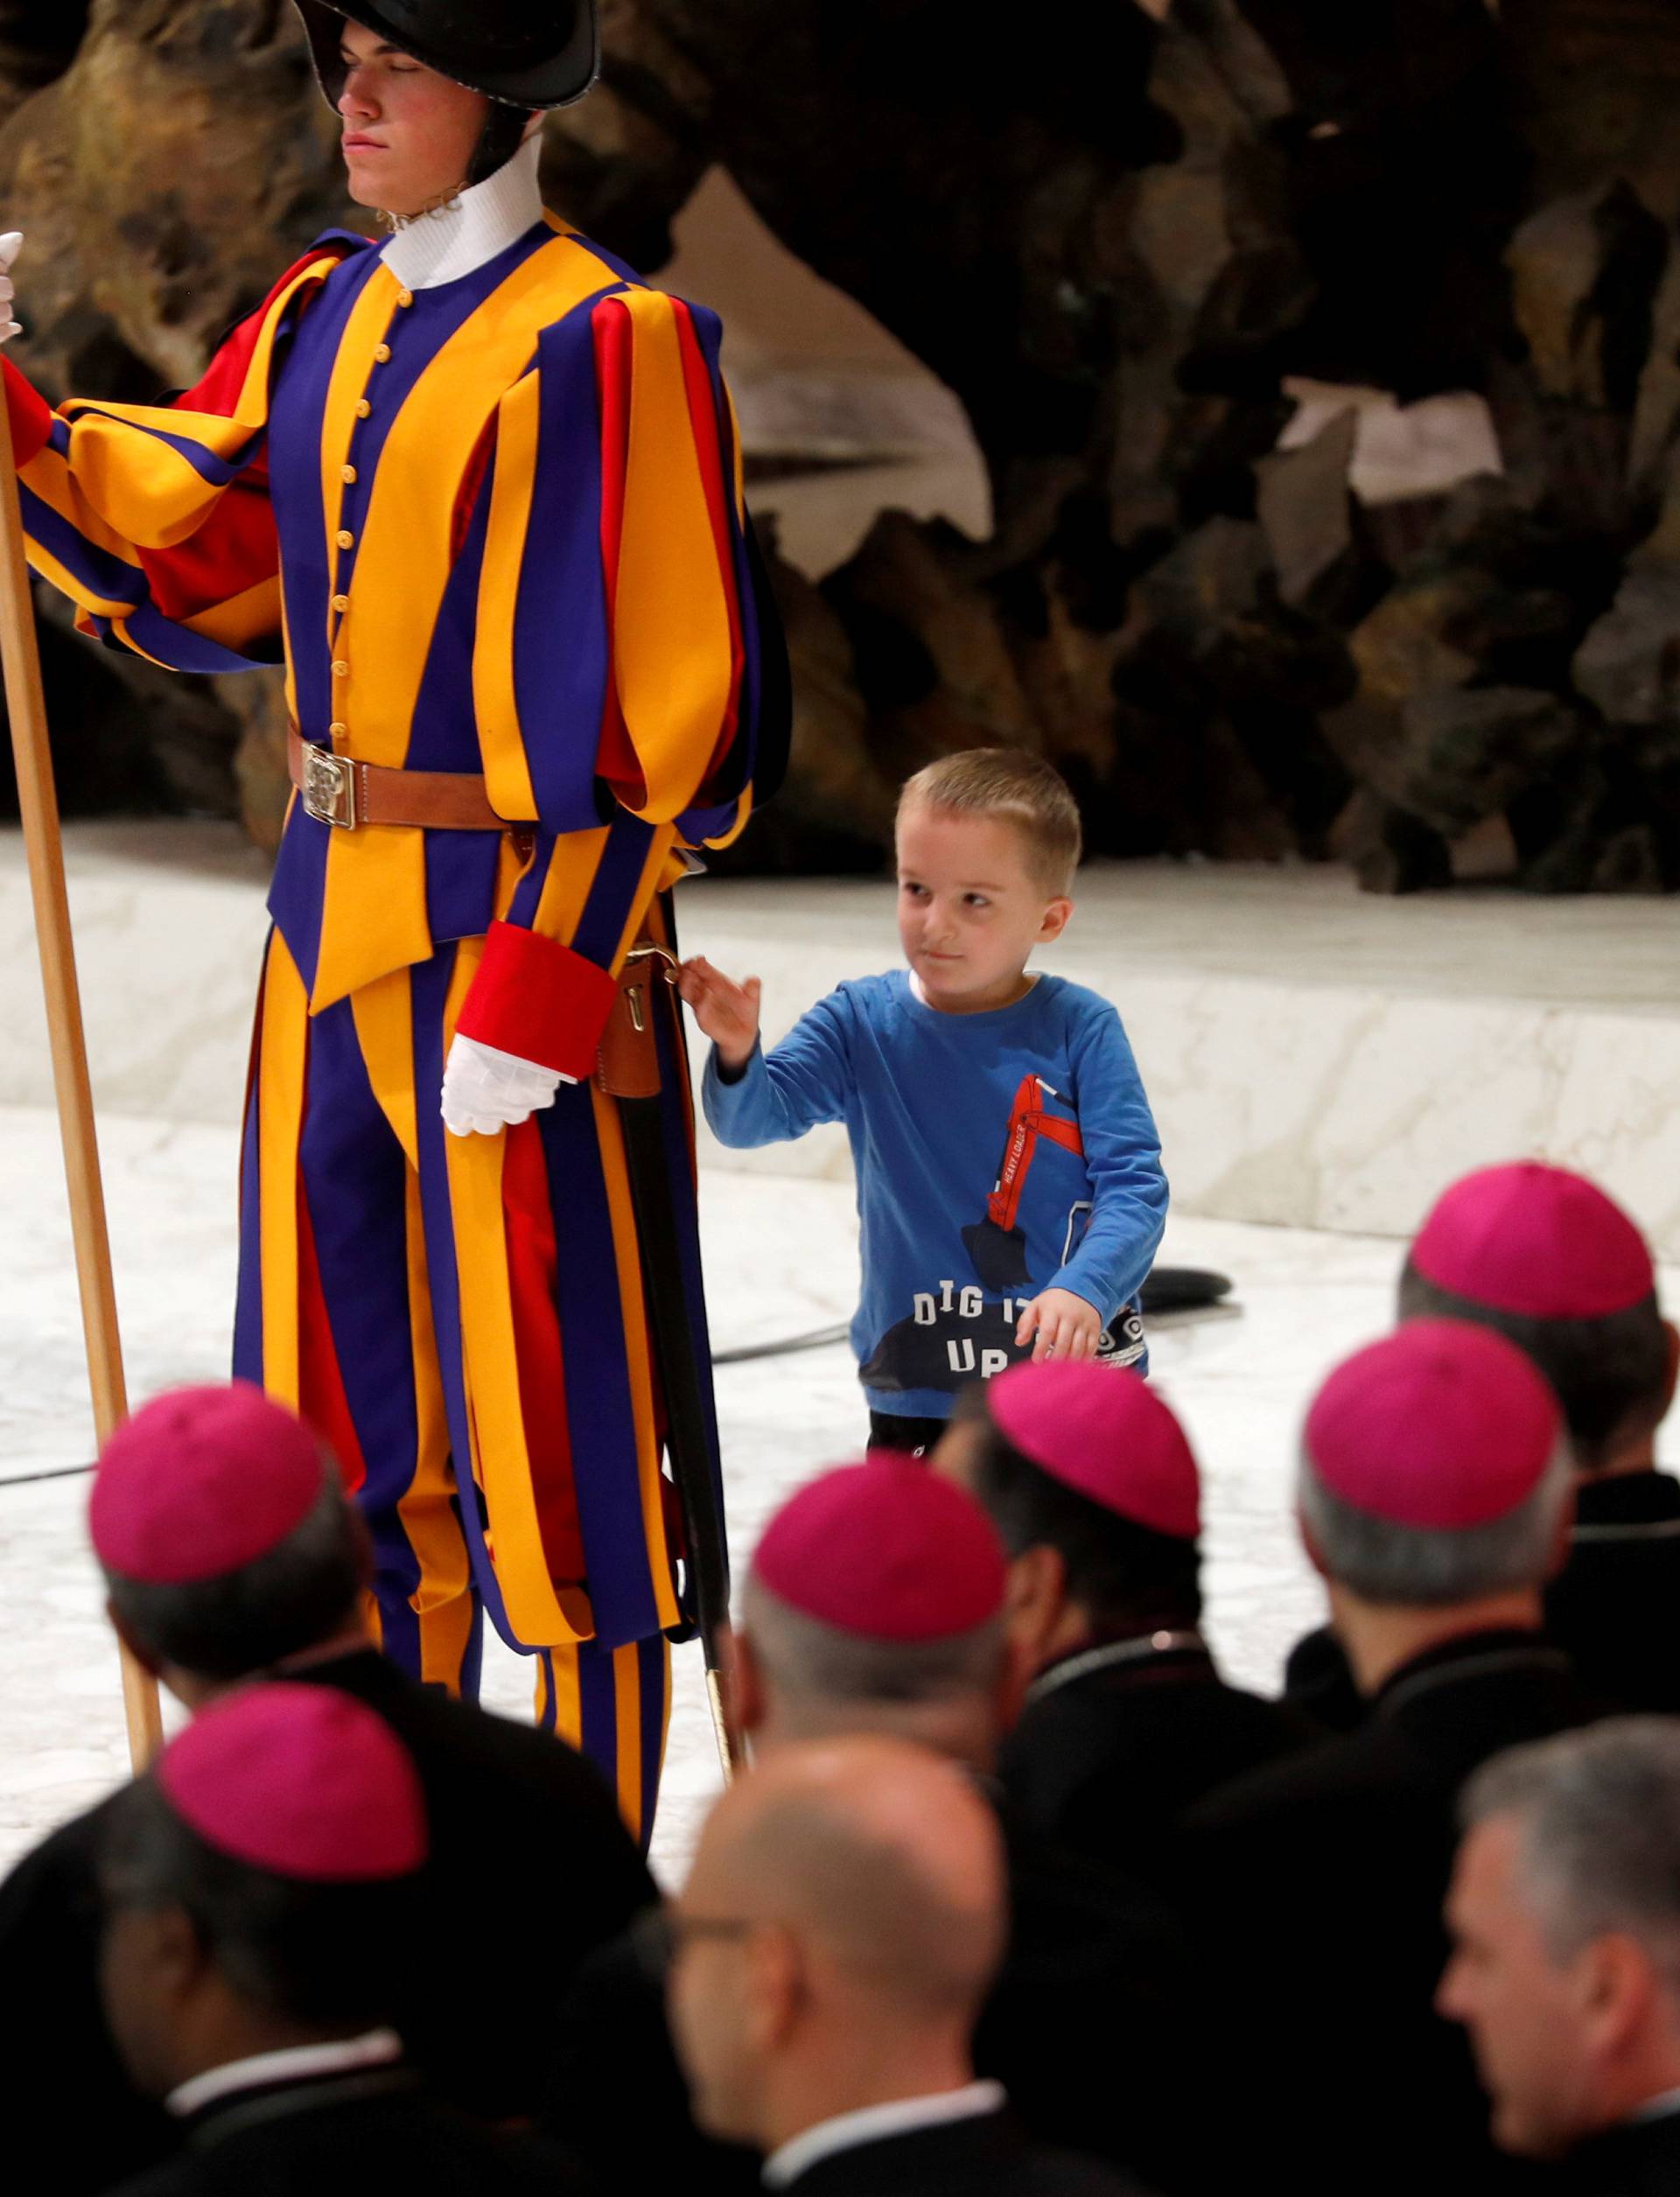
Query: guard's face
[[894, 804, 1071, 1017], [1436, 1818, 1598, 2159], [337, 23, 493, 217]]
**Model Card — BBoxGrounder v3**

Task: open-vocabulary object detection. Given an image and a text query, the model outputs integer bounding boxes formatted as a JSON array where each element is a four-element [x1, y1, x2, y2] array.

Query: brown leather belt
[[287, 726, 528, 832]]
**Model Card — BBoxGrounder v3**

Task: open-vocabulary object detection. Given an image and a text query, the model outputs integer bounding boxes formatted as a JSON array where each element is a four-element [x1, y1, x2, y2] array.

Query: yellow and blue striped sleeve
[[2, 248, 346, 672]]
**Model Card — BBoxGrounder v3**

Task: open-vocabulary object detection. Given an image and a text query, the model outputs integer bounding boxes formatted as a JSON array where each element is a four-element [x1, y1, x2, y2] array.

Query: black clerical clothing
[[544, 1928, 760, 2197], [1559, 2105, 1680, 2196], [766, 2101, 1148, 2196], [0, 1646, 655, 2195], [546, 1791, 1199, 2193], [1280, 1620, 1364, 1733], [999, 1633, 1321, 1879], [1284, 1468, 1680, 1733], [0, 1788, 169, 2193], [107, 2063, 595, 2197], [1547, 1469, 1680, 1715], [1183, 1627, 1607, 2197], [976, 1806, 1198, 2189], [299, 1646, 656, 2114]]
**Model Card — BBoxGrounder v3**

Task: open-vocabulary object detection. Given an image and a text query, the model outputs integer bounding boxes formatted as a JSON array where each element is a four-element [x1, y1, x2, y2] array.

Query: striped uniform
[[4, 202, 781, 1843]]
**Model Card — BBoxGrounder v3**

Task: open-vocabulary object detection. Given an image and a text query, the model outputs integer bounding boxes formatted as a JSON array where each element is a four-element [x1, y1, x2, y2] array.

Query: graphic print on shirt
[[858, 1073, 1145, 1396]]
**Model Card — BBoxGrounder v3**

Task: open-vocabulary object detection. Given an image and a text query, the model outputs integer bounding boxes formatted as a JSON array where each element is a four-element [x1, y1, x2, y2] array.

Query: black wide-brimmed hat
[[294, 0, 598, 111]]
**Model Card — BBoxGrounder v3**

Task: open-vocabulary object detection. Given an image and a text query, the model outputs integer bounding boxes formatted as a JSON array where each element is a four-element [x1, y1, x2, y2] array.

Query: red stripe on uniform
[[135, 245, 354, 625], [2, 356, 53, 466], [297, 1183, 370, 1497], [669, 297, 745, 787], [179, 246, 351, 417], [137, 482, 278, 624]]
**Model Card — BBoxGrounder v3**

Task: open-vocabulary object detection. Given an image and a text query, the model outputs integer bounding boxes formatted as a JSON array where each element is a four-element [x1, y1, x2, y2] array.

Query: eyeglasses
[[630, 1904, 752, 1980]]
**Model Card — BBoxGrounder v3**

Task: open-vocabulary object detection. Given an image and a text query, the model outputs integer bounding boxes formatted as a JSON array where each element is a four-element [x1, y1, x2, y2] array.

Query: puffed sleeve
[[2, 242, 354, 673]]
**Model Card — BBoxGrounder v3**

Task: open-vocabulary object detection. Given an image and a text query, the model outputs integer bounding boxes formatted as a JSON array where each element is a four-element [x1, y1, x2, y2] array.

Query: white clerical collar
[[1629, 2084, 1680, 2125], [166, 2028, 403, 2118], [762, 2081, 1005, 2187], [381, 134, 543, 291]]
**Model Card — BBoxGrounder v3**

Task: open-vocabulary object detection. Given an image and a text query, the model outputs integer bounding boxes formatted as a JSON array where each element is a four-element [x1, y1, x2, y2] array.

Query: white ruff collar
[[380, 134, 544, 291]]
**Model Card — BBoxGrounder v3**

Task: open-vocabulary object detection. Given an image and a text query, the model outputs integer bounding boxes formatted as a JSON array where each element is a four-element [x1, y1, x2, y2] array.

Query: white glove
[[0, 233, 22, 343], [441, 1033, 566, 1137]]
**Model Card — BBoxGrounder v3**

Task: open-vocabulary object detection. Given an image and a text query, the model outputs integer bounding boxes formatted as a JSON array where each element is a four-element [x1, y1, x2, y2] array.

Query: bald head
[[668, 1739, 1009, 2150], [705, 1738, 1003, 2010]]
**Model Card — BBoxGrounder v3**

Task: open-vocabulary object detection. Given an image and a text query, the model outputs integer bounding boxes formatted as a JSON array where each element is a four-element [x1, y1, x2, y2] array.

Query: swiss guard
[[0, 0, 787, 1844]]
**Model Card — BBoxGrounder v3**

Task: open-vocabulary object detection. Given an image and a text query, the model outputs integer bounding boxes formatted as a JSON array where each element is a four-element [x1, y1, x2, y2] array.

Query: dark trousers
[[867, 1411, 948, 1459]]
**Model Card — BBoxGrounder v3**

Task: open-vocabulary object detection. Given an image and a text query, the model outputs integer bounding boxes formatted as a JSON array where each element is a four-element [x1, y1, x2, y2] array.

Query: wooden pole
[[0, 367, 162, 1768]]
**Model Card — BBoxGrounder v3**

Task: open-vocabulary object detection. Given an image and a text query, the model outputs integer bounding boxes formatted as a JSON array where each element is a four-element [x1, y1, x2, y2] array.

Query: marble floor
[[4, 1100, 1672, 1886]]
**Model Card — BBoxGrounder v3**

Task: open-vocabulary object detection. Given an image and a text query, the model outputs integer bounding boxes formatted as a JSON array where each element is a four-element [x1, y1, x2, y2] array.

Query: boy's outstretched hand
[[1016, 1286, 1104, 1364], [676, 955, 762, 1074]]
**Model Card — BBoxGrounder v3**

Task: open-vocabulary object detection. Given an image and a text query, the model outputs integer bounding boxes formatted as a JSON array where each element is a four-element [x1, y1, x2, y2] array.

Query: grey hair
[[1461, 1720, 1680, 2001], [738, 1572, 1009, 1707], [1297, 1438, 1572, 1606], [102, 1471, 363, 1681]]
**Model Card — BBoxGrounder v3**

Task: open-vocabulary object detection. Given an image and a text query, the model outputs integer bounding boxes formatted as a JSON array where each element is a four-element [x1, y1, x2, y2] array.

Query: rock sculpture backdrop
[[1, 0, 1677, 890]]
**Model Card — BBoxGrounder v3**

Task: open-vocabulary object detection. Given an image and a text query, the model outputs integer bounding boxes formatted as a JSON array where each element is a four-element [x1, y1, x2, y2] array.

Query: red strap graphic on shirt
[[987, 1073, 1084, 1234]]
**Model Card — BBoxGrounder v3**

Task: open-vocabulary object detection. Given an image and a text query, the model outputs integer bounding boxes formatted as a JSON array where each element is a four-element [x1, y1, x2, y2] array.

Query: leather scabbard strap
[[596, 944, 677, 1099], [287, 726, 523, 832]]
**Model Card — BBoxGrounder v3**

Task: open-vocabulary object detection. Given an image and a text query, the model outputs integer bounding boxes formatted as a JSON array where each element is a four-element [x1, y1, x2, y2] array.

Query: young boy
[[679, 750, 1169, 1456]]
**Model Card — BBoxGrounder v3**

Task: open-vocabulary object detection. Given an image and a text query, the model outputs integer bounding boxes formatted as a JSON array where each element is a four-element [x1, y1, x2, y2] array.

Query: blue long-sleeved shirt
[[704, 970, 1168, 1418]]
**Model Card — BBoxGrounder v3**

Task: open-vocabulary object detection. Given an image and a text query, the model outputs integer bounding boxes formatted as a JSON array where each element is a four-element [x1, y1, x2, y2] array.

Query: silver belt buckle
[[302, 744, 357, 829]]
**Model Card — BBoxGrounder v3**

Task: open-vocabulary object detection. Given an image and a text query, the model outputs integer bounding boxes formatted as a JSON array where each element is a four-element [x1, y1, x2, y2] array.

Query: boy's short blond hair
[[897, 748, 1082, 897]]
